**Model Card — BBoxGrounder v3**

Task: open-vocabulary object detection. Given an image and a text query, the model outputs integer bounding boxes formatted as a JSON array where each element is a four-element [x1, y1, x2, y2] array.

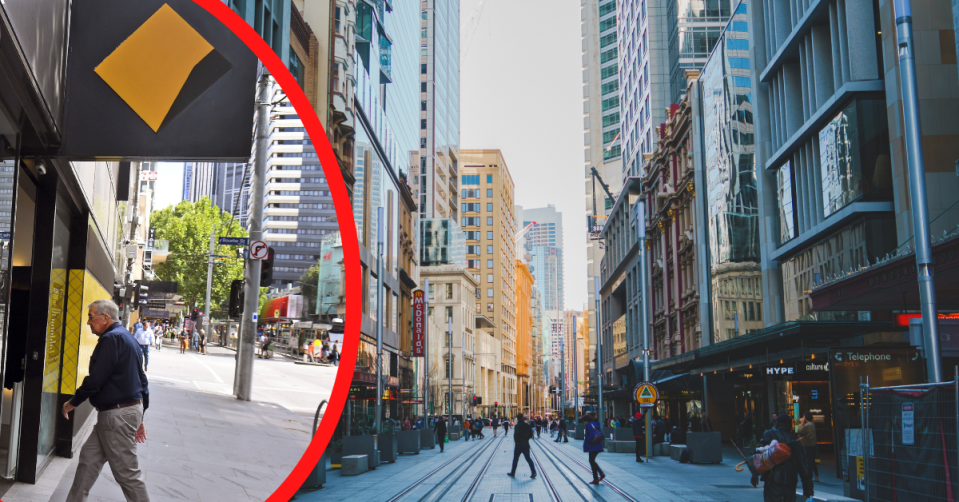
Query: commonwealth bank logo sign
[[95, 4, 231, 133]]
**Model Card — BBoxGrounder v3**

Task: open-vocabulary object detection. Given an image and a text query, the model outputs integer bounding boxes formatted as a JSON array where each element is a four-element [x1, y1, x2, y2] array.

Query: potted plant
[[743, 438, 758, 458], [328, 439, 344, 468], [379, 425, 398, 463]]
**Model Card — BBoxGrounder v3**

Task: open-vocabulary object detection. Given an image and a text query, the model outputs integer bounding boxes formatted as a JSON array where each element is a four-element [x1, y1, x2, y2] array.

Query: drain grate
[[489, 494, 534, 502]]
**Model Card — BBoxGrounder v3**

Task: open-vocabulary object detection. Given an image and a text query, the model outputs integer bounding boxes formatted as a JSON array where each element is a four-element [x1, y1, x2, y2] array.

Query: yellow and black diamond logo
[[95, 3, 232, 133]]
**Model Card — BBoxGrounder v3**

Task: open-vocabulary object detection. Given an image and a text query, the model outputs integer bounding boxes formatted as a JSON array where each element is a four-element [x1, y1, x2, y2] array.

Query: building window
[[429, 284, 435, 300], [487, 274, 493, 283], [421, 119, 427, 129], [446, 283, 453, 299], [475, 288, 481, 299], [778, 161, 795, 244], [487, 260, 493, 268], [421, 101, 427, 111], [486, 189, 493, 197], [487, 289, 493, 298], [486, 245, 493, 254], [486, 203, 493, 211], [446, 306, 453, 322], [486, 174, 493, 183], [421, 63, 427, 74], [421, 82, 427, 92], [486, 217, 493, 225], [486, 231, 493, 240]]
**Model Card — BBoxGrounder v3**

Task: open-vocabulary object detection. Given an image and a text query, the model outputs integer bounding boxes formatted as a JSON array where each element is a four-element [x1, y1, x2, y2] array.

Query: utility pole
[[594, 276, 604, 425], [895, 0, 943, 383], [375, 207, 385, 434], [461, 334, 466, 418], [560, 337, 566, 415], [235, 70, 268, 401], [636, 199, 652, 457], [573, 318, 579, 422], [423, 278, 430, 419], [203, 223, 216, 337]]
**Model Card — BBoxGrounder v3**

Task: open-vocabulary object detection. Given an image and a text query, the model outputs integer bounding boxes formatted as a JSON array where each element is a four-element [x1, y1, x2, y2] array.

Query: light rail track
[[539, 438, 641, 502], [385, 435, 505, 502]]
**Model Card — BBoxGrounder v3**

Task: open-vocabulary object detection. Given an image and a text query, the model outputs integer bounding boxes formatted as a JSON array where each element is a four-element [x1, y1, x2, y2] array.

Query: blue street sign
[[0, 232, 10, 239], [218, 237, 249, 246]]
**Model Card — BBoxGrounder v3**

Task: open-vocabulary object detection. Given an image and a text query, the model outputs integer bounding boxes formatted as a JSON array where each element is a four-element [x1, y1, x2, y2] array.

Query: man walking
[[629, 412, 646, 462], [435, 415, 448, 453], [133, 321, 153, 372], [63, 299, 150, 502], [556, 417, 569, 443], [798, 412, 820, 482], [506, 414, 537, 479], [492, 415, 500, 437], [741, 412, 754, 447]]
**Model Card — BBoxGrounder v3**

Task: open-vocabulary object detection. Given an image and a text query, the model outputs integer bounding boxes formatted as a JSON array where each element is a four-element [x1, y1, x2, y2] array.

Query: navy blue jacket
[[70, 322, 150, 412]]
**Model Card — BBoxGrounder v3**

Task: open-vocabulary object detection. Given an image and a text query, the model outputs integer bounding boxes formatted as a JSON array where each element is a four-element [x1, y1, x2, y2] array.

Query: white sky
[[153, 162, 184, 211], [460, 0, 586, 310]]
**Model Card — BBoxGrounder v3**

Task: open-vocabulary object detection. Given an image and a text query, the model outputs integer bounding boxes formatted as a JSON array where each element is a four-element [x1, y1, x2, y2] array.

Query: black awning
[[654, 372, 703, 392]]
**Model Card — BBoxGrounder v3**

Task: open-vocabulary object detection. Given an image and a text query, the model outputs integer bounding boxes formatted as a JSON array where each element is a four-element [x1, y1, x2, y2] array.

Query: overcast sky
[[154, 162, 184, 211], [459, 0, 586, 310]]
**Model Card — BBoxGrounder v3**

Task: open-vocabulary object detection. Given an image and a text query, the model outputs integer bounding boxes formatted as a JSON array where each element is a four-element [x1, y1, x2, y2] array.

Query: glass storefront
[[699, 0, 761, 343]]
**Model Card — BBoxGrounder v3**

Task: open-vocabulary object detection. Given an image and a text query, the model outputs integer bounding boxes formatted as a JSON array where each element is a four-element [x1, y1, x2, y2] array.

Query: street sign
[[249, 240, 269, 260], [634, 381, 659, 408], [413, 290, 426, 357], [252, 314, 258, 321], [902, 403, 915, 445], [219, 236, 249, 246]]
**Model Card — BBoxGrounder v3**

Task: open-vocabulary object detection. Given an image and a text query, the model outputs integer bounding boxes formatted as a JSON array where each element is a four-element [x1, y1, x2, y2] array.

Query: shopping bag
[[445, 436, 449, 443]]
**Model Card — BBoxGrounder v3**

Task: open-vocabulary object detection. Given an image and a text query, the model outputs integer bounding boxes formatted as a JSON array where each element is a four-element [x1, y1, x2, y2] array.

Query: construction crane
[[590, 167, 615, 217], [515, 221, 537, 246]]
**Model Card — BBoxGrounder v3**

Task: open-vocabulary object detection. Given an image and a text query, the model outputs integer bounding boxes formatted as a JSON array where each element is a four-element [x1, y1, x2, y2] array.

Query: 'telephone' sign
[[59, 0, 256, 160]]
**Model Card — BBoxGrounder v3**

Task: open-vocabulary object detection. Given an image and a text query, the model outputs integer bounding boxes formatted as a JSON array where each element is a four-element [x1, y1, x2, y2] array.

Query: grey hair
[[89, 299, 120, 322]]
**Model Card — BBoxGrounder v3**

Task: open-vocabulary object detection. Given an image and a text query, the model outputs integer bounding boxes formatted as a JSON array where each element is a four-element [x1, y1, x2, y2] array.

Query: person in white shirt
[[134, 321, 154, 371]]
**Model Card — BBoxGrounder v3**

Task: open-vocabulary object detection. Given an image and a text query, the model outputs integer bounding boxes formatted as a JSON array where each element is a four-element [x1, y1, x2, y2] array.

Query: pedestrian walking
[[192, 329, 200, 352], [133, 322, 153, 372], [492, 415, 500, 437], [464, 418, 472, 441], [798, 412, 819, 482], [153, 328, 161, 351], [629, 412, 645, 462], [416, 416, 425, 430], [506, 414, 537, 479], [198, 329, 207, 355], [534, 417, 542, 438], [582, 413, 606, 485], [750, 413, 814, 501], [178, 330, 188, 354], [503, 418, 510, 435], [435, 415, 448, 452], [549, 419, 557, 438], [555, 417, 568, 443], [63, 299, 150, 502]]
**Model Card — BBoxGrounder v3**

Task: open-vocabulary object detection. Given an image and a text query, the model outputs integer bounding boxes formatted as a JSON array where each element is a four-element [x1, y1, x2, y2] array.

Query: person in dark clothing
[[506, 414, 537, 479], [63, 299, 151, 501], [629, 412, 646, 462], [492, 416, 500, 437], [582, 413, 605, 484], [503, 419, 510, 435], [555, 417, 569, 443], [750, 413, 814, 502], [741, 412, 754, 447], [701, 414, 714, 432], [435, 416, 448, 452]]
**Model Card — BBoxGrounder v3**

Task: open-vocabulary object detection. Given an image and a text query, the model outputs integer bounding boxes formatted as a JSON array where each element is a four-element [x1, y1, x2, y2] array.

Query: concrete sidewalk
[[2, 345, 319, 502]]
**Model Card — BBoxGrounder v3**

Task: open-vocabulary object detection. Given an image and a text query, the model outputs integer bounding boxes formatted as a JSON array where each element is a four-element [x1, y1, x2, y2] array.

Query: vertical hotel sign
[[413, 290, 426, 356]]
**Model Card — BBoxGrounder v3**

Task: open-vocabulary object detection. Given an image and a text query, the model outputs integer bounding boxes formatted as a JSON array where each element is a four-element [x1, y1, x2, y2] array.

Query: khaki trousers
[[67, 404, 150, 502]]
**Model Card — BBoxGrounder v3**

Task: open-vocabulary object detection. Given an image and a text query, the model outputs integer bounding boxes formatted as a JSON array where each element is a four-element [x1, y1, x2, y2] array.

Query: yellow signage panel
[[634, 381, 659, 408]]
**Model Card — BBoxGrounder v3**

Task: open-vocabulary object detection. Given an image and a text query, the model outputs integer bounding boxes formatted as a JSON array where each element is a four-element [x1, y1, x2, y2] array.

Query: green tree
[[151, 198, 249, 312], [298, 263, 320, 318]]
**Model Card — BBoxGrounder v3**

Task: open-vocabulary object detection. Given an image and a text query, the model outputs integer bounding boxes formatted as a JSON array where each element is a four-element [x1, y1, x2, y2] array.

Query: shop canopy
[[810, 231, 959, 311]]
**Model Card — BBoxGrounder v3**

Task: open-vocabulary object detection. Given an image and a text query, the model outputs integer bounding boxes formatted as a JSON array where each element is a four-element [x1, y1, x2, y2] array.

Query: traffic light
[[228, 279, 245, 318], [131, 281, 149, 310], [190, 307, 199, 322], [260, 247, 274, 284], [471, 396, 482, 406]]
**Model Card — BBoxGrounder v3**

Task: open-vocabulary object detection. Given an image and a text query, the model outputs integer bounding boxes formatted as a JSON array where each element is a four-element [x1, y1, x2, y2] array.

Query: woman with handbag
[[583, 413, 606, 485]]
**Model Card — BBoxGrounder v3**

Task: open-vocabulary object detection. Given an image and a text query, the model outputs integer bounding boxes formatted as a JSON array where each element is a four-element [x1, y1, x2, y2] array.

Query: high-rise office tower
[[260, 78, 339, 287], [183, 162, 217, 203], [416, 0, 460, 221], [461, 150, 518, 415], [667, 0, 733, 103], [521, 205, 565, 312], [582, 0, 626, 395], [618, 0, 671, 179]]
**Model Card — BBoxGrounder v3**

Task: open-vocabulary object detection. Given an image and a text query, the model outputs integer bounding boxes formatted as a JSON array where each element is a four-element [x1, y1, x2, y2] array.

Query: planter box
[[343, 435, 380, 471], [397, 430, 421, 454], [669, 444, 687, 461], [301, 452, 326, 488], [614, 428, 634, 441], [687, 432, 722, 464], [653, 442, 670, 456], [329, 449, 343, 468], [574, 424, 585, 440], [608, 440, 635, 454], [601, 427, 615, 440], [420, 429, 436, 449], [448, 425, 462, 436], [379, 433, 397, 463]]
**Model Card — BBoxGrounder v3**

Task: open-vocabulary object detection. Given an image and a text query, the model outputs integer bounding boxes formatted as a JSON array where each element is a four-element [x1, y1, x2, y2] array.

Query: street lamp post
[[894, 0, 943, 382], [594, 276, 604, 425], [375, 207, 384, 435], [636, 199, 652, 457]]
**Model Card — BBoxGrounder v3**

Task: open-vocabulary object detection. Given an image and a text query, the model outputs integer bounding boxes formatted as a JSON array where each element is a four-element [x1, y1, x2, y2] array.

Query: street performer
[[750, 413, 814, 502]]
